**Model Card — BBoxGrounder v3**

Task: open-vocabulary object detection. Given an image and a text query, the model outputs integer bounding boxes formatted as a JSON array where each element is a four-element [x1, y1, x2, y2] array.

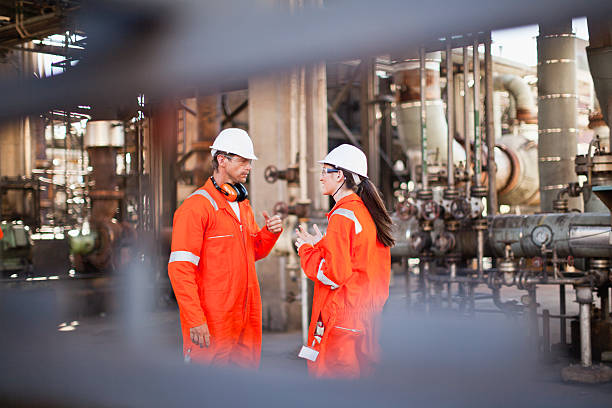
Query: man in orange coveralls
[[168, 128, 282, 368], [295, 144, 393, 378]]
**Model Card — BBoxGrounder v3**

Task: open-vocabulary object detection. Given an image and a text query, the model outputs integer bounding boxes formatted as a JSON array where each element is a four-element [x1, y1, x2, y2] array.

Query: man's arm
[[252, 210, 282, 261], [168, 206, 208, 340]]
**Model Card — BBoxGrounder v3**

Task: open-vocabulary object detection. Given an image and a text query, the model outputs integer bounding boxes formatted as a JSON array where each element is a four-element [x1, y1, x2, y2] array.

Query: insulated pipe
[[463, 46, 472, 198], [580, 303, 592, 367], [485, 34, 497, 214], [493, 75, 537, 123], [576, 286, 593, 367], [390, 212, 612, 259], [537, 22, 580, 212], [392, 52, 447, 180], [473, 39, 482, 188], [446, 42, 455, 187], [420, 47, 428, 190]]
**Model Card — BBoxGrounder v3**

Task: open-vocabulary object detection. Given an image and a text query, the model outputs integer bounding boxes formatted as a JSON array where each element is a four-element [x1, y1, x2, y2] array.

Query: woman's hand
[[295, 224, 323, 251]]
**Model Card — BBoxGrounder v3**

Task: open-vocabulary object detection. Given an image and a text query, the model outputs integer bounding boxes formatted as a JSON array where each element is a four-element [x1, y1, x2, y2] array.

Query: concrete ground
[[10, 269, 609, 407], [55, 271, 593, 372]]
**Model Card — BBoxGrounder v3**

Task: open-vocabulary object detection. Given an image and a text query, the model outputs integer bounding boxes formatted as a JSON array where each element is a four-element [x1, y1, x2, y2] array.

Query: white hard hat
[[210, 128, 258, 160], [318, 144, 368, 178]]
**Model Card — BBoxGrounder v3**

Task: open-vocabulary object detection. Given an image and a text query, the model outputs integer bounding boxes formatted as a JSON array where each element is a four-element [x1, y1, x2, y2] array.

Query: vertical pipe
[[473, 38, 482, 187], [484, 33, 497, 214], [580, 302, 592, 367], [543, 309, 551, 354], [361, 59, 379, 186], [559, 284, 567, 344], [403, 257, 411, 306], [477, 230, 484, 279], [446, 41, 454, 187], [601, 288, 610, 322], [136, 120, 142, 232], [528, 286, 539, 351], [448, 262, 456, 307], [463, 46, 471, 198], [419, 47, 428, 190]]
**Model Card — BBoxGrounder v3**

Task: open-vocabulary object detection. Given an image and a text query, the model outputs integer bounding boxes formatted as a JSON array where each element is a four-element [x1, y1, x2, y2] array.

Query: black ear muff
[[233, 183, 248, 202]]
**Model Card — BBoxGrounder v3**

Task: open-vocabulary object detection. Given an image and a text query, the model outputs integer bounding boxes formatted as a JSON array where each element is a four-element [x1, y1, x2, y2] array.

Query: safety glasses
[[321, 168, 340, 177]]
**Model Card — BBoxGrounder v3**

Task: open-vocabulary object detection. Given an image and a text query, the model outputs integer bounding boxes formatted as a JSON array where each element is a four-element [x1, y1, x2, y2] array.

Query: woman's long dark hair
[[340, 168, 395, 248]]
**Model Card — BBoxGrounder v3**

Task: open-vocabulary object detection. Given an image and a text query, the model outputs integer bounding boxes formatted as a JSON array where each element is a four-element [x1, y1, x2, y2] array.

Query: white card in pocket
[[298, 345, 319, 362]]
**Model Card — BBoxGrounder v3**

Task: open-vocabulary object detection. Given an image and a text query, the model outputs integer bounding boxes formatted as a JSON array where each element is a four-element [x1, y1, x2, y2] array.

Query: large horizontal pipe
[[391, 212, 612, 259]]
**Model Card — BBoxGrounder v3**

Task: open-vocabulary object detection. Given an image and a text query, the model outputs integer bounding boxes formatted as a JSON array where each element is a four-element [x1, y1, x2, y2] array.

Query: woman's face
[[319, 164, 343, 195]]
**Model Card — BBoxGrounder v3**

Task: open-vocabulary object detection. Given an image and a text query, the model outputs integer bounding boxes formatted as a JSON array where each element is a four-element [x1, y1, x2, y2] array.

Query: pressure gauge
[[531, 225, 553, 247]]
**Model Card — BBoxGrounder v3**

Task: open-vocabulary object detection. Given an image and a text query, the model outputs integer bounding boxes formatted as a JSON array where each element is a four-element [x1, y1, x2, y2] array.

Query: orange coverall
[[168, 179, 280, 368], [298, 193, 391, 378]]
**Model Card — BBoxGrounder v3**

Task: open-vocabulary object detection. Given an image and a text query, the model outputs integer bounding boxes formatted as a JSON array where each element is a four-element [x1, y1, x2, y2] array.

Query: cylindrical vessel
[[393, 52, 448, 180], [537, 22, 580, 212], [85, 120, 125, 147]]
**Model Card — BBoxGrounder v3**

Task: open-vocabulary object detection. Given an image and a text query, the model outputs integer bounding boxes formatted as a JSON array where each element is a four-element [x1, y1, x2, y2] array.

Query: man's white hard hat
[[210, 128, 258, 160], [318, 144, 368, 178]]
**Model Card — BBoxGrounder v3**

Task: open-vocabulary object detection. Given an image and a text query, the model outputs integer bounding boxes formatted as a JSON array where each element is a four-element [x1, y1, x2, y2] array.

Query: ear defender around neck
[[211, 177, 248, 203]]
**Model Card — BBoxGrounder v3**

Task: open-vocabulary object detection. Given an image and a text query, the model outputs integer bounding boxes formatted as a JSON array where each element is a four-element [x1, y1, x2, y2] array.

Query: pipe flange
[[590, 258, 610, 270], [473, 218, 488, 230], [553, 199, 569, 213], [446, 252, 462, 264], [445, 220, 460, 232], [470, 185, 488, 198], [417, 189, 433, 201], [516, 271, 528, 290], [421, 220, 433, 232], [498, 259, 517, 275], [443, 188, 459, 200]]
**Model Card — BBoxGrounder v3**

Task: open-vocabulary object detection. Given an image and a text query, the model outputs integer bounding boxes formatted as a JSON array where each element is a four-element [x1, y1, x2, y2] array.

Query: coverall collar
[[327, 192, 360, 218]]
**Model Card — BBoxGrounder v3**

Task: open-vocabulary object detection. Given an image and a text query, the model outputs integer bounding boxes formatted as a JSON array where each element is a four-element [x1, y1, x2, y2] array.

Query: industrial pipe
[[493, 75, 537, 124], [463, 45, 472, 198], [420, 47, 428, 190], [576, 286, 593, 367], [391, 212, 612, 259], [473, 39, 482, 189], [446, 42, 455, 188], [485, 34, 497, 214]]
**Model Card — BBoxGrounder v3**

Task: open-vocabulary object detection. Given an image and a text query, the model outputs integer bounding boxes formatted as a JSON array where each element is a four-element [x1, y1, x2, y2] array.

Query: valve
[[272, 201, 309, 219], [420, 199, 441, 221], [450, 198, 470, 220], [409, 231, 432, 253], [433, 231, 455, 254], [396, 201, 418, 221], [264, 164, 299, 184]]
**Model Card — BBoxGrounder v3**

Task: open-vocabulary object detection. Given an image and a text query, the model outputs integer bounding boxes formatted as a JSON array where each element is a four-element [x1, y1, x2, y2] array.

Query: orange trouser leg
[[308, 320, 379, 379], [229, 295, 262, 369]]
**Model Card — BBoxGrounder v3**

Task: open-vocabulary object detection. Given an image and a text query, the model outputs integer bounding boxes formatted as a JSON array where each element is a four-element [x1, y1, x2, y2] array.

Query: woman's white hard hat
[[210, 128, 258, 160], [318, 144, 368, 178]]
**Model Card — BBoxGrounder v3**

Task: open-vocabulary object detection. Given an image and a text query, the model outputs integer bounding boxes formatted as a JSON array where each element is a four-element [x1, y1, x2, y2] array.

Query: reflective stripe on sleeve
[[187, 189, 218, 210], [330, 208, 362, 234], [316, 259, 339, 289], [168, 251, 200, 266]]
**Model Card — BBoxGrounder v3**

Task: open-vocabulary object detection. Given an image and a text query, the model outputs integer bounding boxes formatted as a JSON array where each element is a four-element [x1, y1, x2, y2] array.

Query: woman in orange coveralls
[[295, 144, 394, 378]]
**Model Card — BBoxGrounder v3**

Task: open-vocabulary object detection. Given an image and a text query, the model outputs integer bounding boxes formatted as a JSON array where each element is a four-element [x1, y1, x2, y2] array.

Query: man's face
[[219, 154, 252, 184]]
